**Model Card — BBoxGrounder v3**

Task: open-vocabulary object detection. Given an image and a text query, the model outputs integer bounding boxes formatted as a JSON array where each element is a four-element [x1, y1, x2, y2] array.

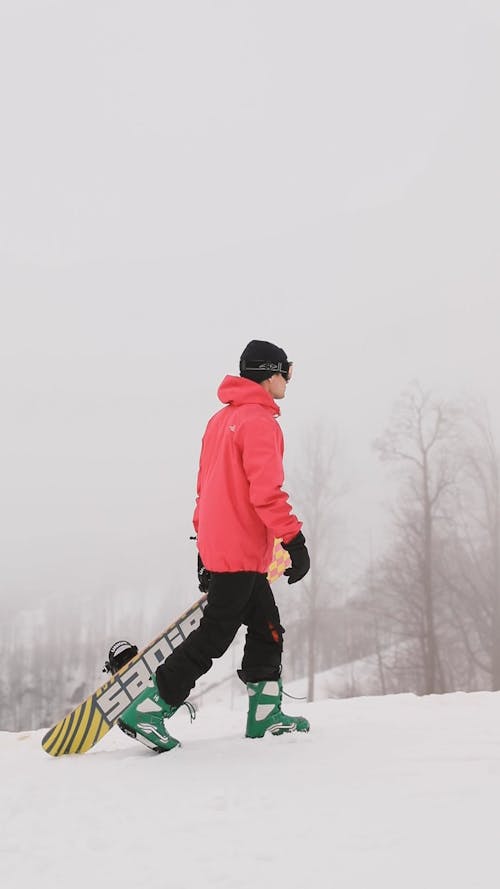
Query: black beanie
[[239, 340, 289, 383]]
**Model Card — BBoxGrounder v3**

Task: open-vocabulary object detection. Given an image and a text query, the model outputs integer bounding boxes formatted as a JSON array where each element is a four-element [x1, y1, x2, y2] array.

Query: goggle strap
[[240, 360, 289, 373]]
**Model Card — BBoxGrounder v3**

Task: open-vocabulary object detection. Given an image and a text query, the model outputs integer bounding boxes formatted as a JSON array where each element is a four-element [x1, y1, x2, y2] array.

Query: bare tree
[[374, 382, 461, 694], [287, 424, 345, 701], [440, 403, 500, 688]]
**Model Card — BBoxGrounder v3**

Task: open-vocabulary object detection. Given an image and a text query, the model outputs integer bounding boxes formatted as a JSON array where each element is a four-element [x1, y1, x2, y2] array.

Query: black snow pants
[[155, 572, 284, 707]]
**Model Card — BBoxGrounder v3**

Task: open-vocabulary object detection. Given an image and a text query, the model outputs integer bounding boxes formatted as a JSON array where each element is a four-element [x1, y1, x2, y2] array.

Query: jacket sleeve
[[192, 436, 205, 534], [239, 415, 302, 542]]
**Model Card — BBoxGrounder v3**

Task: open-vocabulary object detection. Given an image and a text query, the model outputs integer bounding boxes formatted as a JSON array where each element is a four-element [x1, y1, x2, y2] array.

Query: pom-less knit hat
[[239, 339, 289, 383]]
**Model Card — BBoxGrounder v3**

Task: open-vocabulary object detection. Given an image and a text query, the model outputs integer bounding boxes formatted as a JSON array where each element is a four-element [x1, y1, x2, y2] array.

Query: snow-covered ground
[[2, 690, 500, 889]]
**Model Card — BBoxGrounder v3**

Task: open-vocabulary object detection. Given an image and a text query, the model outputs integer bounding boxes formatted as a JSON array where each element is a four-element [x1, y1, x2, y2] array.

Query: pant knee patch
[[267, 621, 284, 649]]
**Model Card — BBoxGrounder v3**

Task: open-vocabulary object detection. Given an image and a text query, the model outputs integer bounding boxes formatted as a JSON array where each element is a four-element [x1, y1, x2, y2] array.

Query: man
[[119, 340, 310, 752]]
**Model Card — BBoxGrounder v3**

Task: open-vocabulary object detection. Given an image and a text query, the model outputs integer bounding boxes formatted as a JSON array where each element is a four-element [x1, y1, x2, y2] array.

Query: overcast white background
[[1, 0, 499, 616]]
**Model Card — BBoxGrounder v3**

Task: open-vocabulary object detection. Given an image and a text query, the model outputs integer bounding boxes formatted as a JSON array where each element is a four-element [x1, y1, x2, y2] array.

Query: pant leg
[[239, 574, 284, 683], [156, 572, 258, 707]]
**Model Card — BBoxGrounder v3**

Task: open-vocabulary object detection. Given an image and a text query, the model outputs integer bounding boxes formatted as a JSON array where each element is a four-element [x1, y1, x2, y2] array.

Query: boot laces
[[179, 700, 197, 722], [282, 688, 307, 702]]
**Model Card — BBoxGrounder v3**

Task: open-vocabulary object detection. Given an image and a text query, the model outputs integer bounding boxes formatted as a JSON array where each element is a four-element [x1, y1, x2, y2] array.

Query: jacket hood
[[217, 375, 281, 416]]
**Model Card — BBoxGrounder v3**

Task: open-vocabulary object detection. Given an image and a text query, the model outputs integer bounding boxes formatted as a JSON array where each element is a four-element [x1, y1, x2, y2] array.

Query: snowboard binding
[[103, 640, 138, 675]]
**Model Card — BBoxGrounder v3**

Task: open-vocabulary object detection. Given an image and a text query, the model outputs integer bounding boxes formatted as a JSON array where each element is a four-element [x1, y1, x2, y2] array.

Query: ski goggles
[[240, 359, 293, 382]]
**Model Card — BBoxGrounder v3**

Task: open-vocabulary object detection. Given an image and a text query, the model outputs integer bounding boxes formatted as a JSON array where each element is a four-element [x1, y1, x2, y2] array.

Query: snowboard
[[41, 539, 290, 756]]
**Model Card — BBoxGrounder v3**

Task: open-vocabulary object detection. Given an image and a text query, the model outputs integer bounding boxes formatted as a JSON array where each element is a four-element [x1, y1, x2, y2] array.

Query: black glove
[[282, 532, 310, 584], [197, 554, 211, 593]]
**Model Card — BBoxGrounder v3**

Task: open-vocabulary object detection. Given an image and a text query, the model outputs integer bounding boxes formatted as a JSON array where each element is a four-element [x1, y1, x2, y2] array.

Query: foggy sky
[[1, 0, 499, 612]]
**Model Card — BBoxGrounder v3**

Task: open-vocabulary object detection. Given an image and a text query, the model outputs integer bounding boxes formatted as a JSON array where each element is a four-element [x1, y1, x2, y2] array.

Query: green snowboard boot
[[245, 678, 310, 738], [118, 675, 192, 753]]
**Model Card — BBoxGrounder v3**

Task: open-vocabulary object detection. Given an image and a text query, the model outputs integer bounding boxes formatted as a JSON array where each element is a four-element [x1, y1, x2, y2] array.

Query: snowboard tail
[[41, 539, 290, 756], [42, 696, 109, 756]]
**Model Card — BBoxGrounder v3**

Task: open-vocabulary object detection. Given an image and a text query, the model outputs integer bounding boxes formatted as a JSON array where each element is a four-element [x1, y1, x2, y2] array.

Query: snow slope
[[2, 691, 500, 889]]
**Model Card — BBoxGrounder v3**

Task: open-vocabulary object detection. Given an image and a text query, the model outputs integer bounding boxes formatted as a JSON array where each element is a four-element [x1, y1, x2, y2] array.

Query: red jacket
[[193, 375, 302, 573]]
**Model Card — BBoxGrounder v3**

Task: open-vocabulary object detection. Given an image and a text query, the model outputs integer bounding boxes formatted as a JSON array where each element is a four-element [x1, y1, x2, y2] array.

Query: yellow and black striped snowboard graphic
[[42, 540, 290, 756]]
